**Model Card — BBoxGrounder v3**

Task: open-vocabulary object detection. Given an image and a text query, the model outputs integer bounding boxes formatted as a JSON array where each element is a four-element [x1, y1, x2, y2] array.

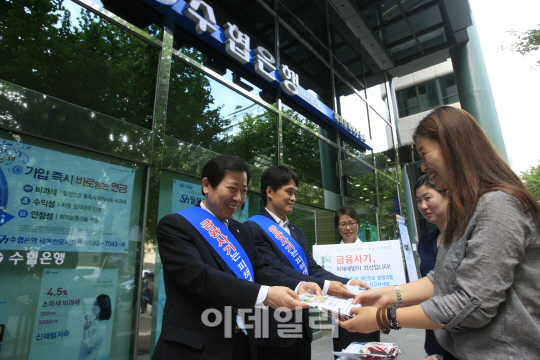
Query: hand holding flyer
[[299, 294, 361, 321]]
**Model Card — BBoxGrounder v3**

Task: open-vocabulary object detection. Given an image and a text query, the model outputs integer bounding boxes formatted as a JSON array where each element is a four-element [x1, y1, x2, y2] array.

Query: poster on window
[[312, 241, 406, 288], [396, 215, 418, 282], [0, 139, 135, 253], [27, 268, 118, 360], [0, 299, 8, 354], [171, 179, 249, 222]]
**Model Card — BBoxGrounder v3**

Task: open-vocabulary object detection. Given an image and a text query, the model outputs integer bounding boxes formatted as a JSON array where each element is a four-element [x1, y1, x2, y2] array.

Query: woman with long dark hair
[[339, 106, 540, 359], [414, 174, 447, 359]]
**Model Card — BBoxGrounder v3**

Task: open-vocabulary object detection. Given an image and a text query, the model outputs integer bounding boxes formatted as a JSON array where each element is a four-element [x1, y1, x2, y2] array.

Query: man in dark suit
[[153, 156, 322, 360], [245, 165, 369, 360]]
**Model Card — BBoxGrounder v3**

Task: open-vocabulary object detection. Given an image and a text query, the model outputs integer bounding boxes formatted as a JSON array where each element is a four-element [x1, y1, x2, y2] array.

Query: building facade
[[0, 0, 491, 358]]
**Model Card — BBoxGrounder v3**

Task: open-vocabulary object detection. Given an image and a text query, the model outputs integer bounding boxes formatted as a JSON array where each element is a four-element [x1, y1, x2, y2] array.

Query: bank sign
[[144, 0, 373, 151]]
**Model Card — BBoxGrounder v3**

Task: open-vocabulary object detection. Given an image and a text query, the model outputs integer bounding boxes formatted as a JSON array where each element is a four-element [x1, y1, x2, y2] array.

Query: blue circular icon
[[23, 185, 33, 193], [21, 197, 30, 205], [12, 166, 23, 175], [18, 210, 28, 218]]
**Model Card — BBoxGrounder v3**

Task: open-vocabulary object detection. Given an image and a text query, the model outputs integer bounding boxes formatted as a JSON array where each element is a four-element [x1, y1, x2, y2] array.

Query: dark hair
[[96, 294, 112, 320], [413, 106, 540, 244], [260, 165, 299, 205], [200, 155, 251, 195], [413, 174, 447, 197], [334, 206, 359, 228]]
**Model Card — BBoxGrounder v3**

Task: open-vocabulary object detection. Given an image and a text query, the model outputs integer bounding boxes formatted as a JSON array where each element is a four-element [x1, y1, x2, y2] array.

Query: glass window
[[380, 223, 396, 240], [288, 203, 319, 248], [165, 56, 278, 168], [417, 80, 440, 111], [282, 116, 338, 190], [400, 0, 433, 13], [396, 87, 420, 117], [440, 74, 459, 104], [408, 5, 443, 33], [0, 1, 159, 129], [92, 0, 163, 40], [369, 110, 393, 154], [367, 84, 388, 121], [338, 92, 370, 148], [279, 23, 333, 109], [342, 155, 376, 208], [0, 130, 145, 360], [377, 168, 399, 225], [278, 0, 330, 58], [418, 27, 447, 52], [396, 74, 458, 117], [360, 0, 400, 28], [379, 19, 412, 46], [389, 38, 421, 62]]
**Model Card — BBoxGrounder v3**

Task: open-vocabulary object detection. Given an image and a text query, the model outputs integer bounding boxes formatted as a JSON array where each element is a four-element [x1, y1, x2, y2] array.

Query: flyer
[[299, 294, 361, 321], [0, 139, 135, 253], [28, 268, 118, 360]]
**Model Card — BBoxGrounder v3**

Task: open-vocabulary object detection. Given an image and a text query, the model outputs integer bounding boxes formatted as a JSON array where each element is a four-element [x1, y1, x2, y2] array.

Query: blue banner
[[178, 207, 254, 282], [247, 215, 309, 275]]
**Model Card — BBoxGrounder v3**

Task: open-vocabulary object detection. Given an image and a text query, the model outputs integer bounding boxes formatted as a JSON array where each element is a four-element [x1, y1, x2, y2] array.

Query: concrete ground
[[137, 308, 428, 360], [312, 327, 427, 360]]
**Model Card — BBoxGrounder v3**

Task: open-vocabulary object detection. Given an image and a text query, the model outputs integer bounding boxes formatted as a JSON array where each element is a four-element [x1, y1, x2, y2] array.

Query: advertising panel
[[0, 139, 135, 254], [28, 269, 118, 360], [396, 215, 419, 282], [171, 179, 249, 221]]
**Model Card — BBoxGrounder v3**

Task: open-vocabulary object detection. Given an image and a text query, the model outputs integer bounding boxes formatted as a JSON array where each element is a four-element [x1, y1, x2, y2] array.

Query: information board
[[312, 241, 406, 288], [28, 268, 118, 360], [0, 139, 135, 253], [396, 215, 418, 282]]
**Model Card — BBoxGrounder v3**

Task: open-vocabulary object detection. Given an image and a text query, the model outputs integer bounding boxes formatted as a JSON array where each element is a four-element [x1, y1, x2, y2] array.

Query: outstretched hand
[[263, 286, 309, 311], [338, 306, 379, 334], [352, 287, 393, 308], [327, 281, 356, 299], [297, 282, 324, 296]]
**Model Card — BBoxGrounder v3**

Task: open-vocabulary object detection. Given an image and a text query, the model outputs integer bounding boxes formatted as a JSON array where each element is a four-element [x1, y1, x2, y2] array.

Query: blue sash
[[248, 215, 309, 275], [178, 207, 254, 282]]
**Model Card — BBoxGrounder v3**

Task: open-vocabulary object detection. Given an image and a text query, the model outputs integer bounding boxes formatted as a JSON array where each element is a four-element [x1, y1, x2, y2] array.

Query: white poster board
[[28, 268, 118, 360], [396, 215, 419, 282], [312, 241, 407, 288]]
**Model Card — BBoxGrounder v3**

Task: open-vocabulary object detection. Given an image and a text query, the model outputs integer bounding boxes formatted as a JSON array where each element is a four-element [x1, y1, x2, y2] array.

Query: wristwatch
[[387, 303, 401, 330]]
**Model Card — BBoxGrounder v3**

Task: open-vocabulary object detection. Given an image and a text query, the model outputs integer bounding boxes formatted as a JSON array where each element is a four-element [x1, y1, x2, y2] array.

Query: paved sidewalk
[[312, 328, 427, 360]]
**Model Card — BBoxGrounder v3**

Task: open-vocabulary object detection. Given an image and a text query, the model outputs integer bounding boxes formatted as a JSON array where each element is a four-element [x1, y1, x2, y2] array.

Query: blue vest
[[248, 215, 309, 275], [179, 207, 254, 282]]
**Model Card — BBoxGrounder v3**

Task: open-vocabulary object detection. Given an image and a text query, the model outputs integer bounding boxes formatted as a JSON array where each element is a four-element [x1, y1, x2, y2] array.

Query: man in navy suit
[[245, 165, 369, 360], [153, 156, 322, 360]]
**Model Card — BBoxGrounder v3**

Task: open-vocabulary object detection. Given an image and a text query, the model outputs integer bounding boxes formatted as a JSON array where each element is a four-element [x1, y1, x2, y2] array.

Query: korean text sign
[[0, 139, 135, 253], [28, 268, 118, 360], [312, 241, 406, 288]]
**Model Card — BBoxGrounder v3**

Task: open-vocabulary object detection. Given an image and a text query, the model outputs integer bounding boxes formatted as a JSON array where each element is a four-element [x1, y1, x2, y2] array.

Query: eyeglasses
[[338, 221, 358, 229]]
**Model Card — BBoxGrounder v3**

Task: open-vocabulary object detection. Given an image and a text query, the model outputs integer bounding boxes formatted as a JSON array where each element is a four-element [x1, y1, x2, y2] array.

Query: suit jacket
[[153, 207, 299, 360], [245, 209, 349, 347]]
